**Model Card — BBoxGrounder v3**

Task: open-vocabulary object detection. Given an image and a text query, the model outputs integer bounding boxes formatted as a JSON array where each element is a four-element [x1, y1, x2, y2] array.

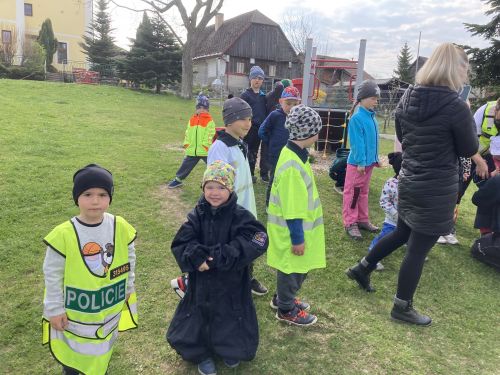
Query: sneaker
[[223, 359, 240, 368], [276, 306, 317, 326], [250, 278, 268, 295], [345, 223, 362, 240], [270, 294, 311, 311], [198, 358, 216, 375], [375, 262, 385, 271], [357, 222, 380, 232], [437, 236, 447, 244], [444, 233, 459, 245], [167, 178, 183, 189], [170, 275, 188, 299], [333, 185, 344, 195]]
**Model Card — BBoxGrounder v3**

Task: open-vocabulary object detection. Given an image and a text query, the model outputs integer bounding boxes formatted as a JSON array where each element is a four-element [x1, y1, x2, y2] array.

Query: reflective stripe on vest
[[479, 102, 498, 154], [51, 327, 118, 356]]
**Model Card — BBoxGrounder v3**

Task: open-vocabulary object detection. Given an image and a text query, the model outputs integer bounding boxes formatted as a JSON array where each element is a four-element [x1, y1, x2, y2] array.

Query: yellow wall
[[1, 0, 90, 69]]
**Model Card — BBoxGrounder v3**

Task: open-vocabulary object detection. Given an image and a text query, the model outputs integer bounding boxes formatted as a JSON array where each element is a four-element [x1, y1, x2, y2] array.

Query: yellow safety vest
[[479, 101, 498, 155], [42, 215, 138, 375], [267, 146, 326, 274]]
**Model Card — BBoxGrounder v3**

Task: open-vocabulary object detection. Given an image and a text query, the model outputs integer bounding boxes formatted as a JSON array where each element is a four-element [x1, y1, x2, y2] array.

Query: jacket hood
[[399, 85, 459, 122]]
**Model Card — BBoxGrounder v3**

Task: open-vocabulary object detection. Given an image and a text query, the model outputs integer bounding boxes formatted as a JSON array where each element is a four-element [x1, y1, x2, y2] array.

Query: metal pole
[[302, 38, 313, 105], [308, 46, 317, 106], [353, 39, 367, 100], [415, 31, 422, 83]]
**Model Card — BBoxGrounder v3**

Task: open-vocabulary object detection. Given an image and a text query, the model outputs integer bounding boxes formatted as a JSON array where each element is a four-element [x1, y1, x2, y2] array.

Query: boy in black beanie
[[42, 164, 138, 375], [367, 152, 402, 271]]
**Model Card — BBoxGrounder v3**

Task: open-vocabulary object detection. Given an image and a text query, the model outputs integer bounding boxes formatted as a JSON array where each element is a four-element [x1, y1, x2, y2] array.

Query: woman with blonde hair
[[346, 43, 479, 326]]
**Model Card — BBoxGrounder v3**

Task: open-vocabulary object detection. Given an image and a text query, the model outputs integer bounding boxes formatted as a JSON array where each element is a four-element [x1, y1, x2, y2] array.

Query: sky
[[107, 0, 492, 78]]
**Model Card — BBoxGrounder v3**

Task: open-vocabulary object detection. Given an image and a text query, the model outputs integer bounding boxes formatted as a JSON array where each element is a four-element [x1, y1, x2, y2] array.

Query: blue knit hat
[[196, 94, 210, 110], [249, 65, 265, 80]]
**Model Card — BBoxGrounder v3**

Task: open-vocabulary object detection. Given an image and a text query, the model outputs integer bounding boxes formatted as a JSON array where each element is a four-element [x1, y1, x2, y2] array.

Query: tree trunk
[[181, 36, 194, 99]]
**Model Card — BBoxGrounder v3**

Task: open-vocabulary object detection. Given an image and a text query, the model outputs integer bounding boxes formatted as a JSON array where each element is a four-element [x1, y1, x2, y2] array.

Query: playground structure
[[296, 38, 368, 156]]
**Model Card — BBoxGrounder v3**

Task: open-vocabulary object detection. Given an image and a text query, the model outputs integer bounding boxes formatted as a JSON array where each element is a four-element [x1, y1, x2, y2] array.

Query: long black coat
[[472, 175, 500, 232], [166, 193, 268, 364], [395, 85, 478, 235]]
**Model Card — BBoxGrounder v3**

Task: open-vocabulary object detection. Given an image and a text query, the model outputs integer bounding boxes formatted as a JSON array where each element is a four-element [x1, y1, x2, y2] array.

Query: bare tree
[[379, 80, 403, 132], [280, 8, 330, 56], [111, 0, 223, 98]]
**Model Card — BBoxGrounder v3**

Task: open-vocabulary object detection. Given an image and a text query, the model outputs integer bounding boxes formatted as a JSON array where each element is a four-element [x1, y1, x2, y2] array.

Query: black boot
[[345, 257, 376, 292], [391, 296, 432, 326]]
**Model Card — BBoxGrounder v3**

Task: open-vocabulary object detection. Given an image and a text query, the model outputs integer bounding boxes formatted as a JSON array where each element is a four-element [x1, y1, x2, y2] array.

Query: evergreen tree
[[393, 42, 413, 83], [121, 13, 182, 93], [464, 0, 500, 88], [37, 19, 58, 67], [80, 0, 118, 73]]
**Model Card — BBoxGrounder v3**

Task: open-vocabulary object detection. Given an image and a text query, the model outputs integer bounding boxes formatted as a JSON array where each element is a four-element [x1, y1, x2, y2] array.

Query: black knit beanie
[[388, 152, 402, 177], [72, 164, 114, 205]]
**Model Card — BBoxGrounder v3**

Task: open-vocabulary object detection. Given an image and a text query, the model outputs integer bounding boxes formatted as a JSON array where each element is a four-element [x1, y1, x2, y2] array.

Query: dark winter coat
[[395, 85, 478, 235], [241, 88, 267, 126], [166, 193, 268, 364], [472, 175, 500, 232], [258, 108, 289, 167], [265, 85, 284, 114]]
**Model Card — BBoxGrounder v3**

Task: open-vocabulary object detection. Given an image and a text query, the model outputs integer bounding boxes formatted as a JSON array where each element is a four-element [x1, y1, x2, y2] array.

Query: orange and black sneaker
[[276, 306, 317, 326], [270, 294, 310, 311]]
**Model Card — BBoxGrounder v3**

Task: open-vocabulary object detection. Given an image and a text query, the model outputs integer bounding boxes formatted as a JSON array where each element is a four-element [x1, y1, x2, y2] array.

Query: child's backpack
[[470, 233, 500, 271], [329, 148, 350, 187]]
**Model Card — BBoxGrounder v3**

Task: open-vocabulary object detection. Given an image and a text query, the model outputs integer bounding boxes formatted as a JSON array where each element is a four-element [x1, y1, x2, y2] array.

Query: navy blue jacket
[[241, 88, 267, 126], [258, 108, 289, 165], [167, 193, 268, 363]]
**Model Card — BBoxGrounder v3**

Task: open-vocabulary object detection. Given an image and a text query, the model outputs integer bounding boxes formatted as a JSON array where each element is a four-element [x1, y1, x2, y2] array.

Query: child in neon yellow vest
[[42, 164, 138, 375]]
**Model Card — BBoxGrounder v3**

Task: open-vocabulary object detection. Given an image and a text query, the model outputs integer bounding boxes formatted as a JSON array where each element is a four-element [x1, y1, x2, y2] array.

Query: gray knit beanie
[[249, 65, 265, 80], [356, 80, 381, 101], [222, 97, 252, 125], [285, 105, 323, 140]]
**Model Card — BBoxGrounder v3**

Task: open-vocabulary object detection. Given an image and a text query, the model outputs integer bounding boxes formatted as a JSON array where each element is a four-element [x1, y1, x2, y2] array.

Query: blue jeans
[[368, 222, 396, 252]]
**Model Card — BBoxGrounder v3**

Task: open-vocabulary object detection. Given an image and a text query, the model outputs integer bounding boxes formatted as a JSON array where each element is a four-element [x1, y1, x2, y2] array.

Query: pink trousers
[[342, 163, 375, 227]]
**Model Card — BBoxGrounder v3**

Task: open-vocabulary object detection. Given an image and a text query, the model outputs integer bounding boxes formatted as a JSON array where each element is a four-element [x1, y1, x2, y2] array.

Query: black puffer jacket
[[166, 193, 268, 364], [395, 85, 478, 235]]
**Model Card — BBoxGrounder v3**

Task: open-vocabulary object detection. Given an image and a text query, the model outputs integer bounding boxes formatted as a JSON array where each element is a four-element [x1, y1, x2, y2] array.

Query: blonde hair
[[416, 43, 468, 91]]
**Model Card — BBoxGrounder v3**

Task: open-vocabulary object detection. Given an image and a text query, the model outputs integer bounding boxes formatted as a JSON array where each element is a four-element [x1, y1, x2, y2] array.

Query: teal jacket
[[347, 106, 379, 166]]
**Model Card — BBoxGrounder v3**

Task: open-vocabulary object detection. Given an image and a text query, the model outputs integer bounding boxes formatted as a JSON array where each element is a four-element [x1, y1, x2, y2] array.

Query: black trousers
[[365, 218, 439, 301], [244, 125, 269, 177]]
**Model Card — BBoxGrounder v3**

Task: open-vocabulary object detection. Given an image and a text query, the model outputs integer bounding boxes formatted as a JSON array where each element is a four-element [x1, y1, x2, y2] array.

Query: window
[[24, 3, 33, 16], [236, 62, 245, 74], [57, 42, 67, 64], [269, 65, 276, 77], [2, 30, 12, 44]]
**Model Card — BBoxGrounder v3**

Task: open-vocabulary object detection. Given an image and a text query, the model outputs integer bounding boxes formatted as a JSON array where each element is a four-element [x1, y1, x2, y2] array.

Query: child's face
[[303, 133, 319, 148], [204, 181, 230, 207], [226, 117, 252, 139], [280, 98, 300, 114], [77, 187, 110, 224], [360, 96, 378, 110], [250, 77, 263, 91]]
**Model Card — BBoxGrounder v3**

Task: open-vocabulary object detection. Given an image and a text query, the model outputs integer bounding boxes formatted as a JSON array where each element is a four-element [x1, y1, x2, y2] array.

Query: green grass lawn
[[1, 79, 499, 375]]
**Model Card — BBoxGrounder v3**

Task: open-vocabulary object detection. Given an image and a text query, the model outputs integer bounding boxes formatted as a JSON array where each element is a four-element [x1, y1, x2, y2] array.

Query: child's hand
[[198, 257, 213, 272], [291, 243, 305, 256], [50, 313, 68, 331], [357, 166, 365, 175]]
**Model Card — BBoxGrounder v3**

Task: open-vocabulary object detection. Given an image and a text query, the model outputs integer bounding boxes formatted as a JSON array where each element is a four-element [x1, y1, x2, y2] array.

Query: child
[[171, 97, 268, 297], [241, 65, 269, 182], [42, 164, 138, 375], [259, 86, 301, 205], [343, 80, 381, 240], [267, 104, 325, 326], [368, 152, 402, 271], [167, 94, 216, 188], [166, 160, 268, 375]]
